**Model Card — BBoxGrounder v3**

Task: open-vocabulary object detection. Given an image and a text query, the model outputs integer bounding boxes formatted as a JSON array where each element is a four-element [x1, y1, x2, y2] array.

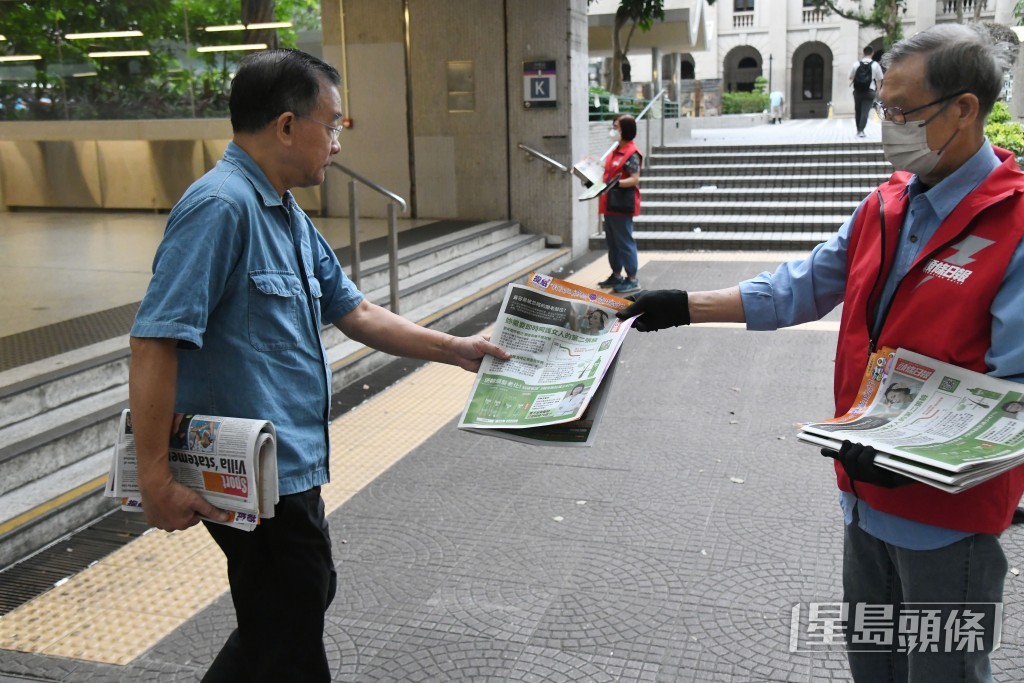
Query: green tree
[[0, 0, 317, 120], [589, 0, 666, 95], [807, 1, 905, 49], [706, 0, 905, 49]]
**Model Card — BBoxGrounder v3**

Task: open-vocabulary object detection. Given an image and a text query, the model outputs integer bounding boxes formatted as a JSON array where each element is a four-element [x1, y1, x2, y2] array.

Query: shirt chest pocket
[[248, 271, 305, 351]]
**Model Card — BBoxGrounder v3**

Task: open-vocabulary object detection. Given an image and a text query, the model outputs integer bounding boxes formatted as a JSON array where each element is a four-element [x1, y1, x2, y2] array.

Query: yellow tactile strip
[[0, 260, 610, 667]]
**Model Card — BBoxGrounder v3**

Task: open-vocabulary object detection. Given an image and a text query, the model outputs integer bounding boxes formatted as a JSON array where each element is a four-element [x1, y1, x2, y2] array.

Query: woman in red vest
[[597, 114, 642, 294]]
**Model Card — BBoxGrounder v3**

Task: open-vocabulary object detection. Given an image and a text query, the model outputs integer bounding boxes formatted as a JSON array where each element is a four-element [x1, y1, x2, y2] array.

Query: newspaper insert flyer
[[798, 348, 1024, 493], [105, 410, 280, 531], [458, 272, 635, 446]]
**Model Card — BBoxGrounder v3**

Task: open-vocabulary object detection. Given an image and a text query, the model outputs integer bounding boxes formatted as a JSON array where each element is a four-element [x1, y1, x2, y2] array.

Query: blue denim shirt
[[740, 142, 1024, 549], [132, 142, 364, 496]]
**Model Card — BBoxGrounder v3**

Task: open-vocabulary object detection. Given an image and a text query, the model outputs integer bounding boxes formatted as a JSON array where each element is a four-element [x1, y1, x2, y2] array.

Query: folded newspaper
[[458, 272, 636, 446], [105, 410, 279, 530], [798, 348, 1024, 493]]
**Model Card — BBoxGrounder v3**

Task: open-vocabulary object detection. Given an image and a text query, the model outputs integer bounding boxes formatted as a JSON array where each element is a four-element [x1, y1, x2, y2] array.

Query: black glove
[[615, 290, 689, 332], [820, 441, 913, 488]]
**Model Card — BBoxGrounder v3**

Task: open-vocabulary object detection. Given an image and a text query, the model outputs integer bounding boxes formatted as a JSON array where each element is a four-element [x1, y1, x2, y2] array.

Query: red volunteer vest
[[834, 147, 1024, 534], [599, 141, 642, 216]]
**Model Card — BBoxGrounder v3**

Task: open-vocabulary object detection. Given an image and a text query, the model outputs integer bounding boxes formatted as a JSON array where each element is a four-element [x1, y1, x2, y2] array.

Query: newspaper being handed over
[[457, 272, 635, 446], [105, 410, 280, 530], [798, 348, 1024, 493]]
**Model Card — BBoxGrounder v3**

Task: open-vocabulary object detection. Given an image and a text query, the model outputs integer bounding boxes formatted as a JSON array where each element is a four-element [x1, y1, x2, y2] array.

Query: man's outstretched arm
[[616, 286, 745, 332], [335, 300, 510, 371]]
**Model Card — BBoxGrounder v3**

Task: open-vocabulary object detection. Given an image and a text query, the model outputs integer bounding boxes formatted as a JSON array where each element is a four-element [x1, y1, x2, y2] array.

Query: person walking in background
[[597, 114, 642, 294], [769, 89, 784, 124], [850, 45, 884, 137], [617, 24, 1022, 682], [128, 48, 509, 683]]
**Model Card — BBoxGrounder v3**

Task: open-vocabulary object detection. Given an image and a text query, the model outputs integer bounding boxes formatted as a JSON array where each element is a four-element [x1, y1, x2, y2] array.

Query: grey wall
[[327, 0, 591, 256], [506, 0, 591, 254]]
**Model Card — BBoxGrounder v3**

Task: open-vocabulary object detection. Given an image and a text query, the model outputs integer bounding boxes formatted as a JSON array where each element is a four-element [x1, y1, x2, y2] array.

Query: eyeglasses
[[873, 89, 969, 126], [298, 114, 342, 141]]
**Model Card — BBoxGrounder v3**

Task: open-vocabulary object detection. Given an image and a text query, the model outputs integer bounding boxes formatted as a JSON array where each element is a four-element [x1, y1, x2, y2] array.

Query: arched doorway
[[723, 46, 762, 92], [790, 41, 833, 119]]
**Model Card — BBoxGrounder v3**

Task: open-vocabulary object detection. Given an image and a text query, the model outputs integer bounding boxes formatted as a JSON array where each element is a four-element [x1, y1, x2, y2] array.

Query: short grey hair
[[881, 23, 1012, 118]]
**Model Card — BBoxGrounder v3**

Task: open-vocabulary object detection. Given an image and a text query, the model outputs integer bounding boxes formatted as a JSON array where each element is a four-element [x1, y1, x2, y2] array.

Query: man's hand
[[615, 290, 690, 332], [445, 334, 511, 372], [140, 474, 230, 531], [821, 441, 913, 488]]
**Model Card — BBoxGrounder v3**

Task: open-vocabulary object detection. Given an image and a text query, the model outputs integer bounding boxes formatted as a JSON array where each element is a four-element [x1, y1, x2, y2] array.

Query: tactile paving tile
[[0, 338, 487, 665], [0, 267, 612, 667], [0, 302, 139, 372]]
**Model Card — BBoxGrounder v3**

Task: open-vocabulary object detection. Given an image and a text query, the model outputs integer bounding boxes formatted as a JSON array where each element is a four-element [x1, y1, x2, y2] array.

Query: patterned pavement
[[2, 253, 1022, 682], [3, 118, 1023, 681]]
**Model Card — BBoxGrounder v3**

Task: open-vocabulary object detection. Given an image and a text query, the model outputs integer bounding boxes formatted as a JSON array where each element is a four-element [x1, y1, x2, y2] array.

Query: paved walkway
[[3, 117, 1023, 681], [2, 253, 1022, 681]]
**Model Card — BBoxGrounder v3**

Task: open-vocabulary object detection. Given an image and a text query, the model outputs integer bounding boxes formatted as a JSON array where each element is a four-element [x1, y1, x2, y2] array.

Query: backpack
[[853, 61, 873, 92]]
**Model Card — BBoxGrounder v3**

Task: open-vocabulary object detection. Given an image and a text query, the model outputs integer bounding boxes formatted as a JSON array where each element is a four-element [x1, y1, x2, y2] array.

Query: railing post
[[387, 202, 400, 314], [645, 116, 651, 169], [348, 179, 360, 288], [661, 102, 665, 147]]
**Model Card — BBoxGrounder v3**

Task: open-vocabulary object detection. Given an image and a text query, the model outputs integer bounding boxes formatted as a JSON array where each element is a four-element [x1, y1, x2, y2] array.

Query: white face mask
[[880, 114, 959, 177], [609, 128, 621, 141]]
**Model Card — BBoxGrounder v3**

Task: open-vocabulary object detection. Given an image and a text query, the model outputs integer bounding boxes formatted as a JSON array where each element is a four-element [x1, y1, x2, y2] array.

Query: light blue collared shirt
[[132, 142, 364, 495], [740, 142, 1024, 549]]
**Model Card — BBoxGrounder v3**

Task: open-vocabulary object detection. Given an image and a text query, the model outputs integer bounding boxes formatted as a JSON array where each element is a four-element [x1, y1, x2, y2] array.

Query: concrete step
[[644, 161, 893, 177], [589, 230, 834, 252], [639, 173, 890, 189], [0, 385, 127, 498], [0, 345, 129, 431], [633, 213, 850, 233], [640, 200, 860, 216], [361, 233, 548, 313], [641, 187, 876, 202], [354, 220, 522, 294], [0, 220, 570, 569], [650, 149, 886, 165], [652, 141, 882, 154]]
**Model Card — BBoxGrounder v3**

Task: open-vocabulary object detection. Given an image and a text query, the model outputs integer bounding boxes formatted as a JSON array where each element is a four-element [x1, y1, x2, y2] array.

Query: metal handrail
[[636, 88, 666, 121], [638, 88, 667, 168], [330, 161, 407, 314], [516, 143, 569, 173]]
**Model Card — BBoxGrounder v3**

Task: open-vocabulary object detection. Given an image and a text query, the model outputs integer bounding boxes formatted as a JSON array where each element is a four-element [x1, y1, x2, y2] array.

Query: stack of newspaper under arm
[[105, 410, 279, 530], [457, 272, 636, 447], [798, 348, 1024, 493]]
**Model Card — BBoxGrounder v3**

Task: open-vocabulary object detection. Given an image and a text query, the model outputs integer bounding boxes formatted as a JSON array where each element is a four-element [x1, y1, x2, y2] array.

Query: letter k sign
[[532, 78, 549, 98]]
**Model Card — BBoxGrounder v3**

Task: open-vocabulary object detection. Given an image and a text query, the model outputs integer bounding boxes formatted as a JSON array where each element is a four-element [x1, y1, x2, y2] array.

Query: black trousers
[[201, 487, 337, 683], [853, 89, 875, 133]]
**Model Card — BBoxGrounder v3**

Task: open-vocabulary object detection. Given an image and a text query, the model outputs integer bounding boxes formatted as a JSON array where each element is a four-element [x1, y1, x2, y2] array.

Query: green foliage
[[0, 0, 319, 120], [986, 100, 1024, 157], [721, 91, 769, 115], [753, 76, 768, 94], [808, 0, 905, 49], [988, 100, 1012, 125], [588, 88, 645, 121], [986, 121, 1024, 157]]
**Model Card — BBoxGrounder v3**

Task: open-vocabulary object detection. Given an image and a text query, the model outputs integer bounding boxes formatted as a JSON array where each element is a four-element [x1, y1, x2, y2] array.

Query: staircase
[[590, 141, 893, 251], [0, 220, 569, 569]]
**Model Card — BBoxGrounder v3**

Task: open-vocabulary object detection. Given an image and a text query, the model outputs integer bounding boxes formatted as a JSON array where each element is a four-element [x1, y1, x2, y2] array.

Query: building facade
[[591, 0, 1017, 119], [704, 0, 1016, 118]]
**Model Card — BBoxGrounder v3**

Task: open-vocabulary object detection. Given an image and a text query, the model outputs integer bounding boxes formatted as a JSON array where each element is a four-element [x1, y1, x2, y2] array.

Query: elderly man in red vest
[[617, 24, 1023, 683]]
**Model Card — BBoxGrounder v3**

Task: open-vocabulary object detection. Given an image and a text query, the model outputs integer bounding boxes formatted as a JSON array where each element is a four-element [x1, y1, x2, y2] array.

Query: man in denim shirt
[[615, 25, 1023, 683], [129, 49, 508, 683]]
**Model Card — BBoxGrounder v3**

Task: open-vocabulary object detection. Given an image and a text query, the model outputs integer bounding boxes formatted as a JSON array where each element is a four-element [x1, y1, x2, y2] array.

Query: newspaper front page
[[105, 410, 279, 530], [799, 348, 1024, 493], [458, 273, 635, 446]]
